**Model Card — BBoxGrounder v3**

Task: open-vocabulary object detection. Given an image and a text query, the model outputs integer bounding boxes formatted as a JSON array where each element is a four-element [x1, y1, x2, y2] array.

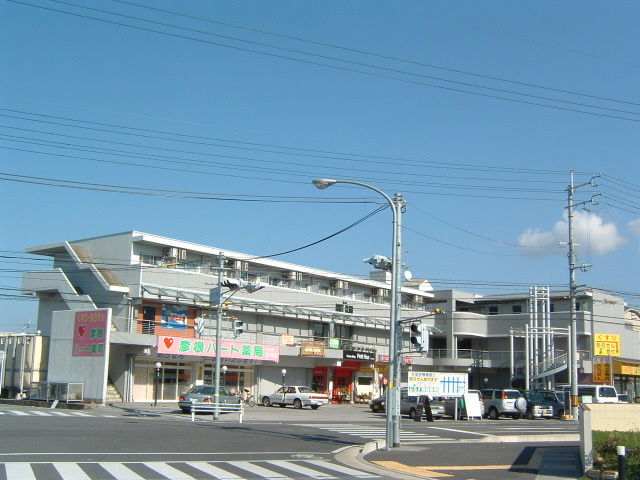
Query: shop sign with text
[[73, 309, 110, 357], [594, 334, 621, 356], [301, 341, 325, 357], [343, 350, 375, 361], [593, 356, 611, 383], [158, 335, 279, 362]]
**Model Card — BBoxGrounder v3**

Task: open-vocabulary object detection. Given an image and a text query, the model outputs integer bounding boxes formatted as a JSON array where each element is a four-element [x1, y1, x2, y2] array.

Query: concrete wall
[[585, 402, 640, 432], [580, 403, 640, 473], [49, 310, 111, 403]]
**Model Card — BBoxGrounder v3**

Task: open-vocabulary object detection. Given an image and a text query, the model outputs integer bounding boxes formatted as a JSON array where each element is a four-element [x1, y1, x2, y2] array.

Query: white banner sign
[[408, 372, 468, 397]]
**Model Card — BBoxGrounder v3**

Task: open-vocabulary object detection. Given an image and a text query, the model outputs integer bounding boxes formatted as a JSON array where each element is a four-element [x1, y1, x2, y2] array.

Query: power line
[[8, 1, 640, 122], [111, 0, 640, 108]]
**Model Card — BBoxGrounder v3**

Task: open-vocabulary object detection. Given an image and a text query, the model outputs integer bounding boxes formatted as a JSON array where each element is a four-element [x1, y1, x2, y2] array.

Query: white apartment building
[[18, 231, 639, 404]]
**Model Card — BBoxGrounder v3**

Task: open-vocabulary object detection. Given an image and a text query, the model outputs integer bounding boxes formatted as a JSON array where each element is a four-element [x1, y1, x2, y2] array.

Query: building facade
[[19, 231, 639, 404]]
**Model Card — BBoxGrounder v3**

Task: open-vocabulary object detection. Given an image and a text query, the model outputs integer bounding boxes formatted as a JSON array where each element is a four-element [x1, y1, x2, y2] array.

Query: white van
[[561, 384, 619, 403]]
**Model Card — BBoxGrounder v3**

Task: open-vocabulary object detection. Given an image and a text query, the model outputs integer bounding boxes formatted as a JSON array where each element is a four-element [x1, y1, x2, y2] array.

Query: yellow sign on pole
[[594, 334, 621, 356], [593, 357, 611, 383]]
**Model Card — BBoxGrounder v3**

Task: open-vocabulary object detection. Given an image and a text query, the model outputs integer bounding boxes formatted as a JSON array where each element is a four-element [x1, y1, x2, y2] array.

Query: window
[[489, 306, 498, 315], [512, 305, 522, 313], [314, 323, 329, 340], [334, 324, 352, 340], [142, 306, 156, 334]]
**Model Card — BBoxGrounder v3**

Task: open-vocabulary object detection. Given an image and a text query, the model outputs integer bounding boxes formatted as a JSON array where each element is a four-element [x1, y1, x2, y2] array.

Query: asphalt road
[[0, 402, 582, 479]]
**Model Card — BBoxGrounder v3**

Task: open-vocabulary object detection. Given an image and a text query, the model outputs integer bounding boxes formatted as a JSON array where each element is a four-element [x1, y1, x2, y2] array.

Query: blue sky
[[1, 1, 639, 332]]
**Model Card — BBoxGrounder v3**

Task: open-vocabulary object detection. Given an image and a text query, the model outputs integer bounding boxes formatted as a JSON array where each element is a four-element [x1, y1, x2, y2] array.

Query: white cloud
[[519, 211, 627, 256]]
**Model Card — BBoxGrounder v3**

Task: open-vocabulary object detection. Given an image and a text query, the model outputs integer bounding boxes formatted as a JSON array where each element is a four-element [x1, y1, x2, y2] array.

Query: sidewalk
[[353, 437, 583, 480]]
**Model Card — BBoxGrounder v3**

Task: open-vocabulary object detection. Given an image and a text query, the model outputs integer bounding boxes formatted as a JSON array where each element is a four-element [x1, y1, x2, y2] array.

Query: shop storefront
[[613, 358, 640, 401], [132, 358, 192, 402]]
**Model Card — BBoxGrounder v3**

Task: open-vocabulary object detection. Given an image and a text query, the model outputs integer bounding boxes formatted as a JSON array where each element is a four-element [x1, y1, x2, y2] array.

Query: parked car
[[481, 389, 525, 419], [538, 389, 567, 418], [617, 394, 629, 403], [559, 384, 619, 403], [261, 386, 329, 409], [369, 388, 445, 419], [519, 390, 555, 419], [441, 390, 484, 419], [178, 385, 240, 413]]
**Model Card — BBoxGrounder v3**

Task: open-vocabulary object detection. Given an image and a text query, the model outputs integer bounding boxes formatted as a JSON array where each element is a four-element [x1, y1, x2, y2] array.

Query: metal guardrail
[[189, 400, 244, 423], [29, 382, 84, 402]]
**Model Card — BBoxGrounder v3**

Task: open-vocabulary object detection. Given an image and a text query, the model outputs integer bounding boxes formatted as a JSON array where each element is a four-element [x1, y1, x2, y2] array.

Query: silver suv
[[481, 389, 524, 419]]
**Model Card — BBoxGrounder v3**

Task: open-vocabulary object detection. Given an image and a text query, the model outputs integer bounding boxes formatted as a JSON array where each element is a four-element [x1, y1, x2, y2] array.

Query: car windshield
[[599, 387, 617, 398], [188, 386, 214, 395], [525, 392, 546, 402]]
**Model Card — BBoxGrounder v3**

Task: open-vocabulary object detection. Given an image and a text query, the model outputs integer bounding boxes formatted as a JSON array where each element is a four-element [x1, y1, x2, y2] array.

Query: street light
[[281, 368, 287, 387], [222, 365, 227, 387], [154, 362, 162, 406], [313, 177, 404, 449], [378, 373, 384, 397]]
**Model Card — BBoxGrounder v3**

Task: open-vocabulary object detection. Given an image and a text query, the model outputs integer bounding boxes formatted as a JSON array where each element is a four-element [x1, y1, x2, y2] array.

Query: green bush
[[592, 431, 640, 478]]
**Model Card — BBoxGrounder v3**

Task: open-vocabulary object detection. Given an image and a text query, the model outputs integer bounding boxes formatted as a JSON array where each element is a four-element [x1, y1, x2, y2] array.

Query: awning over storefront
[[140, 284, 390, 328], [613, 358, 640, 376]]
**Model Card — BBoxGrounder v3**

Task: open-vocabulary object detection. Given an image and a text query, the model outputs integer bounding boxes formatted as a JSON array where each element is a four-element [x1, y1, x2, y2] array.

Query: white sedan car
[[262, 386, 329, 409]]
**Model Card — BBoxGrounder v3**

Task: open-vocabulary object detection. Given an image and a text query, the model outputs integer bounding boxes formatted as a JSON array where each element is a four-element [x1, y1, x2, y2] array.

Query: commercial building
[[15, 231, 639, 404]]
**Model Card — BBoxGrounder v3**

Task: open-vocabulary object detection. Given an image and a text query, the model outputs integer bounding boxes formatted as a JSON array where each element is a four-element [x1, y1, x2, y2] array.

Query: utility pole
[[566, 170, 600, 419], [213, 252, 225, 420], [391, 192, 404, 447]]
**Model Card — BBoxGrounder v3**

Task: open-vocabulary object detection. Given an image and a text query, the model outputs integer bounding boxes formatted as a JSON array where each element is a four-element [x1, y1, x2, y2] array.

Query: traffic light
[[222, 278, 243, 289], [410, 322, 429, 352], [233, 318, 244, 337]]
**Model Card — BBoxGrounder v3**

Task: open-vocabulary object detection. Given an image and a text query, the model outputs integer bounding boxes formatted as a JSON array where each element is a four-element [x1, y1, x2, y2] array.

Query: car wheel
[[408, 408, 416, 419], [310, 405, 319, 410], [526, 410, 535, 420], [262, 397, 271, 407], [293, 399, 303, 409], [279, 403, 286, 408], [558, 409, 565, 418], [488, 407, 499, 420], [181, 408, 190, 414]]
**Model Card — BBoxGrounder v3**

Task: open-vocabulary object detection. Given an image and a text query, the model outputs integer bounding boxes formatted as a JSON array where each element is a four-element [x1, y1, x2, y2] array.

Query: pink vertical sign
[[72, 309, 109, 357]]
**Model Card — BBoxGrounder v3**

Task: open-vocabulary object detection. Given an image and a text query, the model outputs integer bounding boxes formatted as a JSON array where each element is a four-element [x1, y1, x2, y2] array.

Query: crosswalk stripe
[[99, 462, 147, 480], [309, 426, 443, 441], [4, 463, 36, 480], [2, 460, 377, 480], [49, 411, 74, 416], [29, 411, 52, 416], [234, 460, 294, 479], [7, 410, 29, 416], [144, 462, 196, 479], [53, 462, 92, 480], [186, 461, 243, 479], [304, 460, 378, 478], [269, 460, 336, 479]]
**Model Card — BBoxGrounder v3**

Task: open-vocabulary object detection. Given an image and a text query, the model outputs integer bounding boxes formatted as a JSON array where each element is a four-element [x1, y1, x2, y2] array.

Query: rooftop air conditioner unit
[[287, 271, 302, 281], [164, 247, 179, 258], [234, 261, 249, 271], [331, 280, 347, 290], [179, 249, 187, 260]]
